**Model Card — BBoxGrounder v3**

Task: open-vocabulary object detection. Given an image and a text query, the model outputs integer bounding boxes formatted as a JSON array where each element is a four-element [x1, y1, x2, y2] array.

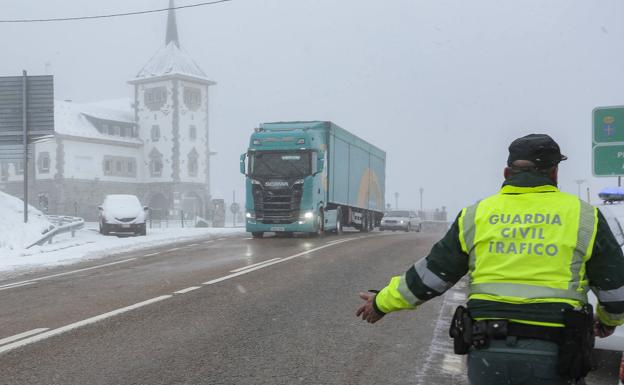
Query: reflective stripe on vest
[[458, 185, 597, 304]]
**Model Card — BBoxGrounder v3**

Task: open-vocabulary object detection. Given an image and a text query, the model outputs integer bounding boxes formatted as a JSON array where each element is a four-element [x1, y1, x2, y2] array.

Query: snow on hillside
[[0, 192, 53, 256]]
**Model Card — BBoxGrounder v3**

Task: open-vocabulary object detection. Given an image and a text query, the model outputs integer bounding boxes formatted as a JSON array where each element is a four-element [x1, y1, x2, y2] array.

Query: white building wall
[[63, 140, 141, 183], [136, 79, 174, 183]]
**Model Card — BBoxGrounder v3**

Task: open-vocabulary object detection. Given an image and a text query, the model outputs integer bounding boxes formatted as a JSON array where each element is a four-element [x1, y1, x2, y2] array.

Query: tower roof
[[130, 0, 214, 85], [166, 0, 179, 47]]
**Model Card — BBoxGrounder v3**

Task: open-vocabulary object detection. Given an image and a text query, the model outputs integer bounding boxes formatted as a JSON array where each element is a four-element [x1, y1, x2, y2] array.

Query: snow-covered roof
[[53, 99, 142, 145], [133, 42, 213, 83]]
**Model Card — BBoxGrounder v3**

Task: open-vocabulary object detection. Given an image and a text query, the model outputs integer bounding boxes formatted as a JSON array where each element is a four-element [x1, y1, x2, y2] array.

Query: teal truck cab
[[240, 121, 386, 238]]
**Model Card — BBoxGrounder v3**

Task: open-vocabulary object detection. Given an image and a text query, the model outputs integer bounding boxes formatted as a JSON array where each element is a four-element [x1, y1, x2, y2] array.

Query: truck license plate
[[270, 227, 285, 232]]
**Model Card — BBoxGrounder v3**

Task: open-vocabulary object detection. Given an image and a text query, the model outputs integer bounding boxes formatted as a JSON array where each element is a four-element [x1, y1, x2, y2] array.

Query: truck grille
[[253, 184, 303, 224]]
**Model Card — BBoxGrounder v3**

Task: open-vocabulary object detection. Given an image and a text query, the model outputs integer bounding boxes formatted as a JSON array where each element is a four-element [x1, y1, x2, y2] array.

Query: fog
[[2, 0, 623, 216]]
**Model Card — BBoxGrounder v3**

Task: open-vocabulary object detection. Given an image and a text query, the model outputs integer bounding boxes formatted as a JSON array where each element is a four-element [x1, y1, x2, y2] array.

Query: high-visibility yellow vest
[[459, 184, 598, 309]]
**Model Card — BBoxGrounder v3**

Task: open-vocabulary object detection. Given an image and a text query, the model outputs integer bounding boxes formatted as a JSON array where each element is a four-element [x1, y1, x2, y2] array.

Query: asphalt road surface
[[0, 229, 620, 384]]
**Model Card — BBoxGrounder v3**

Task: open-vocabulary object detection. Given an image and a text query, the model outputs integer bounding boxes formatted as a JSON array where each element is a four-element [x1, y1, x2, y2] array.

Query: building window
[[14, 161, 24, 175], [104, 158, 112, 175], [183, 87, 201, 111], [151, 125, 160, 142], [1, 163, 8, 181], [145, 87, 167, 111], [103, 156, 136, 177], [149, 148, 163, 177], [39, 152, 50, 174], [120, 126, 128, 137], [188, 148, 198, 177], [189, 125, 197, 141]]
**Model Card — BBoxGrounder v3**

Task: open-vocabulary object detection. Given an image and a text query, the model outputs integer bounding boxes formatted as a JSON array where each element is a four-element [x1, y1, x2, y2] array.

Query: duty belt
[[471, 319, 563, 349]]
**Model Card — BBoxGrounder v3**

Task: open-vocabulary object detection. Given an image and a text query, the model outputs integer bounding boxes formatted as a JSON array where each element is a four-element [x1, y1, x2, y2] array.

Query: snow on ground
[[0, 191, 53, 257], [0, 222, 244, 278]]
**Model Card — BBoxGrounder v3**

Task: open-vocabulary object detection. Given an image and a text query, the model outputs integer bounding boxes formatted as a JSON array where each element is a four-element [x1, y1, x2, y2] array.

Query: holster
[[556, 304, 596, 381], [449, 305, 472, 355]]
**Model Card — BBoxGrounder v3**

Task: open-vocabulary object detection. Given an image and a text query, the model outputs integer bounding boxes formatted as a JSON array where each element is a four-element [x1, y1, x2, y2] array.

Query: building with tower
[[0, 1, 216, 221]]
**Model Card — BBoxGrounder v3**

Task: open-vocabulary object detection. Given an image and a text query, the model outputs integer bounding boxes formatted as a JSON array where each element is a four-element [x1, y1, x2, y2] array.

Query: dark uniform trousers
[[467, 339, 586, 385]]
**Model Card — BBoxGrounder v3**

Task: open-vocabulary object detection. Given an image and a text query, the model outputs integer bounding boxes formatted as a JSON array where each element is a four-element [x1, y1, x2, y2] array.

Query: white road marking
[[0, 258, 137, 290], [230, 258, 281, 273], [0, 295, 172, 355], [0, 282, 36, 292], [441, 353, 464, 374], [203, 240, 214, 244], [243, 237, 253, 240], [144, 252, 160, 257], [185, 243, 199, 247], [165, 247, 180, 252], [0, 328, 49, 346], [203, 240, 356, 286], [215, 238, 226, 241], [173, 286, 201, 294]]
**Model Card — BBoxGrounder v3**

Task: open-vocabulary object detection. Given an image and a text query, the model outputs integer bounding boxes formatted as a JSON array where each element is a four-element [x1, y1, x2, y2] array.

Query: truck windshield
[[250, 151, 311, 178]]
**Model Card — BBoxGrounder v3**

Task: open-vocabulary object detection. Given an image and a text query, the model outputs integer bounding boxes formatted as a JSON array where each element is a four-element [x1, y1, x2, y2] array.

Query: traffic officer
[[356, 134, 624, 384]]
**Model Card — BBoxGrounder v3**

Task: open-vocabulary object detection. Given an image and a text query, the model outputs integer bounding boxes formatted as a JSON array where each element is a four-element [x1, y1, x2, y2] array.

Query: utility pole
[[394, 192, 399, 210], [419, 187, 424, 211]]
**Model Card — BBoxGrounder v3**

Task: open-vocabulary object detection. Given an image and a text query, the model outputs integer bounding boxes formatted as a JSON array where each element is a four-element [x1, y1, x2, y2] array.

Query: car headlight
[[400, 220, 404, 224], [303, 211, 314, 219]]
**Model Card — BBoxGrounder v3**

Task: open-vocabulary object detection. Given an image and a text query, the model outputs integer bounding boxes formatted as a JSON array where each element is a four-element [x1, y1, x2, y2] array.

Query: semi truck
[[240, 121, 386, 238]]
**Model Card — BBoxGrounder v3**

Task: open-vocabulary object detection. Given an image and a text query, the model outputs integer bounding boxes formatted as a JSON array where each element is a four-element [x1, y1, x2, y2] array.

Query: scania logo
[[265, 180, 289, 188]]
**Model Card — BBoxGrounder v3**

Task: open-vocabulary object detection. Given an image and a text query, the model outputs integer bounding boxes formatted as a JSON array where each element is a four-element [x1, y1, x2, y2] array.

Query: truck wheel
[[252, 232, 264, 239], [417, 224, 422, 232], [360, 212, 368, 233], [335, 208, 343, 235], [314, 210, 325, 237]]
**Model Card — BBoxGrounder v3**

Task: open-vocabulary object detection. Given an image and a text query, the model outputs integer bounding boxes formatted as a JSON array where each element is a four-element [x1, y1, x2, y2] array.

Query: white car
[[380, 210, 422, 232], [98, 194, 148, 236]]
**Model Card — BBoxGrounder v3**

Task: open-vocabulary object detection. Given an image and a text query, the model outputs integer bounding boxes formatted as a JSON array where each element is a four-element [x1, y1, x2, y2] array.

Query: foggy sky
[[2, 0, 624, 217]]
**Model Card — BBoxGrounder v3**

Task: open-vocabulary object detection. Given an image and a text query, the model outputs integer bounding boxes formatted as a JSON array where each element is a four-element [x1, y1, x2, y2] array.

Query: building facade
[[0, 1, 215, 221]]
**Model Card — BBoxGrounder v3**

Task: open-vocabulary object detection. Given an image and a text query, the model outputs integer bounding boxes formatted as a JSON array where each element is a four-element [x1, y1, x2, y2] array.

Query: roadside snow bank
[[0, 192, 52, 256], [0, 223, 244, 277]]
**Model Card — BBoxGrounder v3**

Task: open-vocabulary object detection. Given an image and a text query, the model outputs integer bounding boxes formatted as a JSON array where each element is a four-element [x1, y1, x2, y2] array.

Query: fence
[[147, 209, 210, 229], [26, 215, 84, 248]]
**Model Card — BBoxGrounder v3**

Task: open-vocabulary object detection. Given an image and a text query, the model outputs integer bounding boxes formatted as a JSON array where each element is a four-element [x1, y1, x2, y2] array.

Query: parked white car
[[98, 194, 148, 236], [380, 210, 422, 232]]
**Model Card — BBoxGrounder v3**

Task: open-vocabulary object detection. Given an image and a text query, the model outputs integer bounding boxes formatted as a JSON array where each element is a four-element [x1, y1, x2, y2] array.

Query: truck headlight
[[251, 179, 261, 185], [246, 212, 255, 219], [399, 220, 405, 224], [303, 211, 314, 219]]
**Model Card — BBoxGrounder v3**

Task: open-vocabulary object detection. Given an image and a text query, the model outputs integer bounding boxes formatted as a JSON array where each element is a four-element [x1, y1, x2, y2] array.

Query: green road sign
[[593, 144, 624, 176], [593, 106, 624, 143]]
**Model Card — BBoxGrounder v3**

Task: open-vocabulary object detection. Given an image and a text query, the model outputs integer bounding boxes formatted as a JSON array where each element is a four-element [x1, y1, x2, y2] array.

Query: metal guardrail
[[26, 215, 85, 249]]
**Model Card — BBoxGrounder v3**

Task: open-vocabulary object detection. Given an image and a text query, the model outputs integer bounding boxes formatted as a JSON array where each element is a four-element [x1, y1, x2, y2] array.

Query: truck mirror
[[240, 153, 247, 175]]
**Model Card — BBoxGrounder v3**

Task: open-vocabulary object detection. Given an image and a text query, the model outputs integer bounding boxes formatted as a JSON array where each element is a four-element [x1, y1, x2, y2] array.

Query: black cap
[[507, 134, 567, 168]]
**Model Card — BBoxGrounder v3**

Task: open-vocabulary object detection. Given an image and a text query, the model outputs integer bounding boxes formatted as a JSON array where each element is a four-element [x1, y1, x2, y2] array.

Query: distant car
[[98, 194, 148, 236], [380, 210, 422, 232]]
